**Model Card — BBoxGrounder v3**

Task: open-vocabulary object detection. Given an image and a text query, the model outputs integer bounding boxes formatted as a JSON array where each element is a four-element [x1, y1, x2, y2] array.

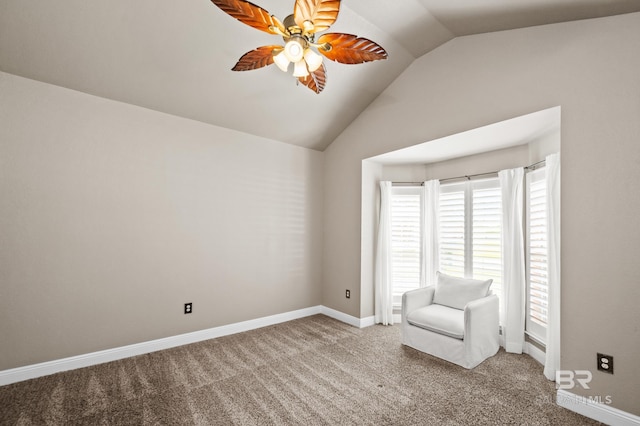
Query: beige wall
[[323, 13, 640, 415], [0, 72, 324, 370]]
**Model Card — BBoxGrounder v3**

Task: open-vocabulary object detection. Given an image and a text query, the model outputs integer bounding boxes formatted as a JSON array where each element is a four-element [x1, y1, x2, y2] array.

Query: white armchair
[[401, 272, 499, 369]]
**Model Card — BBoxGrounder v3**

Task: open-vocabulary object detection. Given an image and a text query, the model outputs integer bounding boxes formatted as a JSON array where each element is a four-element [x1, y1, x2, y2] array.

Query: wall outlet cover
[[597, 353, 613, 374]]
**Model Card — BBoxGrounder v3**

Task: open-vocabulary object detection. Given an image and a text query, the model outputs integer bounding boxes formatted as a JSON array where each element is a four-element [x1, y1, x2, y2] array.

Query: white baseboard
[[524, 341, 545, 365], [362, 315, 377, 327], [557, 390, 640, 426], [319, 306, 399, 328], [320, 306, 375, 328], [0, 305, 329, 386]]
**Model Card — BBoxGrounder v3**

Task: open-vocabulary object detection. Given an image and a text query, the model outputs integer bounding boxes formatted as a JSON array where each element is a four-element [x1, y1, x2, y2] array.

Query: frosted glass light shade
[[284, 38, 304, 62], [304, 49, 323, 72], [292, 60, 309, 77], [273, 51, 290, 72]]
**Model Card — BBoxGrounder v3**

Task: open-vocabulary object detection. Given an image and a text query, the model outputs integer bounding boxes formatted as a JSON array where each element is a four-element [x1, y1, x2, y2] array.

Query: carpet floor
[[0, 314, 601, 425]]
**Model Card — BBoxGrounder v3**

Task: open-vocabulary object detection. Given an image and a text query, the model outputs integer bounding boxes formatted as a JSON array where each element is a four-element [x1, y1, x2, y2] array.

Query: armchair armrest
[[402, 286, 435, 323], [464, 294, 499, 347]]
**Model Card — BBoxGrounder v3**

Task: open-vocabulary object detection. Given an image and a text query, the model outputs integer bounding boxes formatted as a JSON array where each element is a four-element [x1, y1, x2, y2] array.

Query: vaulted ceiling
[[2, 0, 639, 151]]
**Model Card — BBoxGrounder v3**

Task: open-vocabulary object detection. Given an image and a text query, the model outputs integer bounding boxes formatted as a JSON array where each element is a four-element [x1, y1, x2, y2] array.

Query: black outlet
[[184, 303, 193, 314], [345, 289, 350, 299], [597, 353, 613, 374]]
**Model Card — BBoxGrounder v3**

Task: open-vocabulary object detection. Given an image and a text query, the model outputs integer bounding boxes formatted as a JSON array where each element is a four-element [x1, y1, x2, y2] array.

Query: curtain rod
[[392, 159, 546, 186]]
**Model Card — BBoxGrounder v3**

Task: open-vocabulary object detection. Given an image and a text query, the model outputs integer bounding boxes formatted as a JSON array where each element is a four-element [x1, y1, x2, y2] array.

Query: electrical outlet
[[345, 289, 350, 299], [184, 303, 192, 314], [597, 353, 613, 374]]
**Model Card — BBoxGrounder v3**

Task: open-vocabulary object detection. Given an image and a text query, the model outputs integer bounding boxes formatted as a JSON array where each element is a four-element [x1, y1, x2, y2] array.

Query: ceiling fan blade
[[317, 33, 388, 64], [211, 0, 282, 34], [294, 0, 340, 33], [231, 46, 281, 71], [297, 63, 326, 94]]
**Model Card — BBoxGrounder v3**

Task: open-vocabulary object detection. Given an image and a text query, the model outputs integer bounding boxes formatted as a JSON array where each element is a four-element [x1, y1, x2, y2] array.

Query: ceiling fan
[[210, 0, 388, 94]]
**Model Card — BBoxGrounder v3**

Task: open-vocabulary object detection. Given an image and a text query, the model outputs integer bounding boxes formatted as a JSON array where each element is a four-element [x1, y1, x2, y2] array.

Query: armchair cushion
[[407, 304, 465, 340], [433, 272, 493, 310]]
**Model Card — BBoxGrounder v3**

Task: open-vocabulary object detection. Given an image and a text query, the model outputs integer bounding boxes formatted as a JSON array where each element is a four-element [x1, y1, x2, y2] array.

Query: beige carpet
[[0, 314, 600, 425]]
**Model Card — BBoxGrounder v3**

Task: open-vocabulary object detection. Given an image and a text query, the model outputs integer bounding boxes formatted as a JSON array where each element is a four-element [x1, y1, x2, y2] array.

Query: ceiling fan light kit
[[210, 0, 388, 93], [284, 36, 305, 61], [304, 49, 323, 72]]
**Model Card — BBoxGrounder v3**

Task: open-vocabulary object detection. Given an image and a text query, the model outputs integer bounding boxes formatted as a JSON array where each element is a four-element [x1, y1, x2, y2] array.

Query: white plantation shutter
[[439, 179, 503, 323], [439, 188, 466, 277], [472, 185, 502, 298], [390, 187, 421, 298], [527, 168, 548, 340], [439, 179, 502, 291]]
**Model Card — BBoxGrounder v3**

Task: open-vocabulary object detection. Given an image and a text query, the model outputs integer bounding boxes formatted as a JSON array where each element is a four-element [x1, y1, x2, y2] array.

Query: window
[[386, 177, 514, 316], [439, 188, 465, 277], [439, 179, 502, 302], [526, 168, 548, 342], [390, 186, 421, 305], [384, 168, 548, 339]]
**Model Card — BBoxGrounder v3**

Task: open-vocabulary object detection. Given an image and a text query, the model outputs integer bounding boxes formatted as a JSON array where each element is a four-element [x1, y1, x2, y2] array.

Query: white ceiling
[[1, 1, 639, 151]]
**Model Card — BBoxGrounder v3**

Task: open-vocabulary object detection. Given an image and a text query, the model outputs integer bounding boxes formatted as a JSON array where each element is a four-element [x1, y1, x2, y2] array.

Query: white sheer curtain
[[421, 179, 440, 288], [544, 153, 561, 380], [375, 181, 394, 325], [499, 167, 526, 354]]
